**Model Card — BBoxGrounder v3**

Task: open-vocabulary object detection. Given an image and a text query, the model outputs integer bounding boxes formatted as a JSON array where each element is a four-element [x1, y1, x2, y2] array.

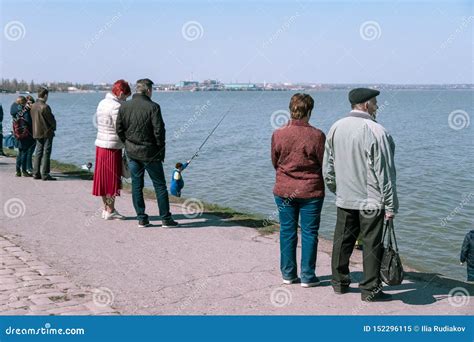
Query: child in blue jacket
[[460, 230, 474, 282], [170, 161, 190, 197]]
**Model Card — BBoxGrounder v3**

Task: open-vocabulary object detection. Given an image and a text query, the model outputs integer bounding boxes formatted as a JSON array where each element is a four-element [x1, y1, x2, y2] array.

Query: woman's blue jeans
[[274, 196, 324, 283]]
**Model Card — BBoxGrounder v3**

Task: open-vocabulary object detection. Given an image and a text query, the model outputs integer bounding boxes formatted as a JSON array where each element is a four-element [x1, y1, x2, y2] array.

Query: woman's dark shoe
[[15, 171, 21, 177]]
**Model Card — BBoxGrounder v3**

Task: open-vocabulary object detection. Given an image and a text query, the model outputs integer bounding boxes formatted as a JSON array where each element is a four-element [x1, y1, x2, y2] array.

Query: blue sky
[[0, 0, 472, 84]]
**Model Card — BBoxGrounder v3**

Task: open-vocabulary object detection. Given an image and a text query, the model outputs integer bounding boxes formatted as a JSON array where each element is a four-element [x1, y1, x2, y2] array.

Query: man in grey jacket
[[323, 88, 398, 302]]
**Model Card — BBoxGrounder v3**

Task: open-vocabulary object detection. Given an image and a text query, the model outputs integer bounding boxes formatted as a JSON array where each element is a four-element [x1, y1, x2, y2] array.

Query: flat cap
[[348, 88, 380, 105]]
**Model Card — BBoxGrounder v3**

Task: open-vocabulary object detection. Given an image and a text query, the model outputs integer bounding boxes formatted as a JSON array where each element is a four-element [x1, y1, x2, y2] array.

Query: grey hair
[[135, 78, 154, 94]]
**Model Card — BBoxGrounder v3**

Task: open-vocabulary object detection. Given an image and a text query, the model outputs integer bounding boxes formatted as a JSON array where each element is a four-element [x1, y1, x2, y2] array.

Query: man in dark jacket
[[116, 78, 178, 228], [460, 230, 474, 282], [30, 87, 56, 181], [0, 103, 5, 156]]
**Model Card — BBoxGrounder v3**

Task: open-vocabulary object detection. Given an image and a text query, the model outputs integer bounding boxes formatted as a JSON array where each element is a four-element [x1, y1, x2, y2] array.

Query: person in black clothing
[[116, 78, 179, 228], [460, 230, 474, 282], [0, 103, 5, 156]]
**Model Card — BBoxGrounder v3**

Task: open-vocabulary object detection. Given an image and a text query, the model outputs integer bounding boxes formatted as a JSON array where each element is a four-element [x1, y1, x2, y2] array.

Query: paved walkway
[[0, 157, 472, 315]]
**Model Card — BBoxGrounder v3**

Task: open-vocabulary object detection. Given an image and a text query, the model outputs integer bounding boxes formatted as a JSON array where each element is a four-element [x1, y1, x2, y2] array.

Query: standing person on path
[[116, 78, 179, 228], [271, 93, 326, 288], [92, 80, 131, 220], [323, 88, 398, 302], [0, 103, 5, 156], [25, 95, 36, 173], [10, 96, 35, 177], [30, 87, 57, 181], [460, 229, 474, 282]]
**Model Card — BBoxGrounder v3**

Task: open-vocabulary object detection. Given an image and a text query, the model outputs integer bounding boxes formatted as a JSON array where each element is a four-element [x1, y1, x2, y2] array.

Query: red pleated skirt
[[92, 146, 122, 197]]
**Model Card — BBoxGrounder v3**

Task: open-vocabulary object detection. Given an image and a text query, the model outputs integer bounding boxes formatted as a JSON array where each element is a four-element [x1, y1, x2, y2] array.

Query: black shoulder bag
[[380, 219, 404, 285]]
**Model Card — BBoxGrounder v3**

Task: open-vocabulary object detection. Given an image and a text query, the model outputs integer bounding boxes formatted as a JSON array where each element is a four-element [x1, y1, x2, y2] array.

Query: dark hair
[[112, 79, 131, 97], [289, 93, 314, 120], [176, 162, 183, 169], [38, 87, 49, 99], [135, 78, 154, 94], [16, 96, 27, 105], [26, 95, 35, 103]]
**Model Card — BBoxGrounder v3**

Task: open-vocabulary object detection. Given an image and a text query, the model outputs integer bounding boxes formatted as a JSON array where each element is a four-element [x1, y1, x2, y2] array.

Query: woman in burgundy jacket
[[271, 93, 326, 288]]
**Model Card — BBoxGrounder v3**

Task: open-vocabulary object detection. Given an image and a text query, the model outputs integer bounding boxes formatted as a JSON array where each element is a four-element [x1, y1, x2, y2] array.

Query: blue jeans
[[128, 158, 172, 222], [16, 148, 28, 172], [275, 196, 324, 283], [26, 143, 35, 171]]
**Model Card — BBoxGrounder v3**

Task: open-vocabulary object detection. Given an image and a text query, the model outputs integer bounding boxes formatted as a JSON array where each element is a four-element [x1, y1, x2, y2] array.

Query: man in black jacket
[[0, 103, 5, 156], [116, 78, 179, 228]]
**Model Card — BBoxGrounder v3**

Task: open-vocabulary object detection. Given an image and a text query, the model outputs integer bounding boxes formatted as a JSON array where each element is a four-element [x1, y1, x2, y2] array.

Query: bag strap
[[382, 220, 391, 247], [388, 219, 399, 252]]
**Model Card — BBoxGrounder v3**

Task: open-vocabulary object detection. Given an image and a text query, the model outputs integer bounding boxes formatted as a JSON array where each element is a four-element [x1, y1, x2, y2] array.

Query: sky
[[0, 0, 472, 84]]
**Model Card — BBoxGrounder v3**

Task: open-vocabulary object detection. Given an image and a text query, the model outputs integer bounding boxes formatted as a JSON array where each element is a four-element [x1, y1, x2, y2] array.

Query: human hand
[[385, 212, 395, 220]]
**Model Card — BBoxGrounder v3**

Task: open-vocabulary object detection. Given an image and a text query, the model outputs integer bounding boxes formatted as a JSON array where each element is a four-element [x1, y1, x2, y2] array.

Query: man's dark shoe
[[42, 175, 57, 181], [15, 171, 21, 177], [333, 286, 349, 295], [22, 171, 33, 177], [138, 219, 151, 228], [162, 219, 179, 228], [33, 174, 42, 180], [361, 290, 392, 302]]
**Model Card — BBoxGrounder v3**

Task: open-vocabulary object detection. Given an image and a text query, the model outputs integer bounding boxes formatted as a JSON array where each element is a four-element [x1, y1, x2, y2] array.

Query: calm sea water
[[1, 90, 472, 281]]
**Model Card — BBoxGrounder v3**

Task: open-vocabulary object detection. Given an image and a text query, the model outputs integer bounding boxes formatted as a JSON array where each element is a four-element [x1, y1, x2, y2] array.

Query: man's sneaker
[[138, 219, 151, 228], [22, 171, 33, 177], [361, 290, 392, 302], [105, 210, 125, 220], [301, 277, 320, 288], [282, 278, 299, 285], [42, 175, 57, 181], [162, 219, 179, 228]]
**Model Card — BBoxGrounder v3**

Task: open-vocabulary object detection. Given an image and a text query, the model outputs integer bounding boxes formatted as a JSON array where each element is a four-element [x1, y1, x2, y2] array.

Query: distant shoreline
[[1, 86, 472, 95]]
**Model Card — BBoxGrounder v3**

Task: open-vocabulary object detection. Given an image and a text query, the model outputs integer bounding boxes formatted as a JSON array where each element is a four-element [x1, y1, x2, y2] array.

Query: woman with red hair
[[92, 79, 131, 220]]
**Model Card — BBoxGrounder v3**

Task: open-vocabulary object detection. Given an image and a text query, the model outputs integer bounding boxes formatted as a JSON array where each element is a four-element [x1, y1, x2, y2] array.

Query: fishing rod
[[188, 106, 232, 164]]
